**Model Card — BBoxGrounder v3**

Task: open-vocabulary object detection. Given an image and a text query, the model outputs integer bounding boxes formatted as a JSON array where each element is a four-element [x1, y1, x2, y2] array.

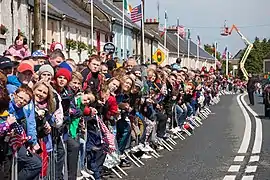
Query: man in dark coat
[[247, 74, 256, 105]]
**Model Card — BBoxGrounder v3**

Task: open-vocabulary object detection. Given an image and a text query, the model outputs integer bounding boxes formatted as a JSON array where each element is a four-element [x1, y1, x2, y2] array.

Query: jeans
[[86, 149, 106, 180], [117, 120, 131, 154], [156, 112, 167, 138], [248, 91, 254, 105], [174, 105, 185, 127], [190, 99, 197, 116], [79, 138, 86, 170], [55, 136, 65, 180], [0, 155, 12, 180], [17, 146, 42, 180], [186, 103, 194, 117], [66, 137, 80, 180]]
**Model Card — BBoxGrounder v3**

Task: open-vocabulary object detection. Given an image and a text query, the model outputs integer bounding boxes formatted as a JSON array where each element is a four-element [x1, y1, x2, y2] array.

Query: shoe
[[141, 154, 152, 159], [83, 168, 94, 175], [140, 144, 154, 152], [131, 145, 141, 152], [157, 145, 164, 150], [120, 158, 132, 167], [174, 126, 181, 132], [81, 169, 91, 178], [169, 128, 178, 134], [77, 170, 83, 177]]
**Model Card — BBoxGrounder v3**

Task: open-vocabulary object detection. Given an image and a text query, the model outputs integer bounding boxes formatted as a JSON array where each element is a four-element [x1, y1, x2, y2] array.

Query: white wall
[[0, 0, 30, 54]]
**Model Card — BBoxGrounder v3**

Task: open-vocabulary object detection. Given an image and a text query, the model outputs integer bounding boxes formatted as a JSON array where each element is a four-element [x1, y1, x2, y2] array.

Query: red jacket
[[106, 95, 118, 119]]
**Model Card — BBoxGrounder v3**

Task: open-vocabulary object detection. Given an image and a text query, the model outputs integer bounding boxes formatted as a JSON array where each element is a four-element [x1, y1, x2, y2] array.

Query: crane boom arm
[[228, 24, 253, 80]]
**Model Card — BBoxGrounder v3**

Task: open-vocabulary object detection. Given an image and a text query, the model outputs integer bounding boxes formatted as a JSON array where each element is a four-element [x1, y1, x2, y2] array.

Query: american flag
[[9, 123, 29, 152], [177, 25, 185, 38], [131, 4, 142, 23], [197, 35, 201, 46], [222, 47, 228, 59], [96, 116, 116, 153]]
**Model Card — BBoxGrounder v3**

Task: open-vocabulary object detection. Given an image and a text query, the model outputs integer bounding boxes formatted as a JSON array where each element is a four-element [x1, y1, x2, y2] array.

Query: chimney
[[144, 18, 159, 33]]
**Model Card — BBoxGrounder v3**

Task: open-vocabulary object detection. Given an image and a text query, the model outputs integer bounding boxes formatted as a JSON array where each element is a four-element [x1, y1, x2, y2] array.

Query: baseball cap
[[32, 50, 47, 58], [17, 63, 34, 74], [0, 56, 14, 69]]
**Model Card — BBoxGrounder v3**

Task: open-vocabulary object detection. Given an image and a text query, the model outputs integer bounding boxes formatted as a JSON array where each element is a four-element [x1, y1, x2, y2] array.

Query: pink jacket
[[8, 45, 31, 59]]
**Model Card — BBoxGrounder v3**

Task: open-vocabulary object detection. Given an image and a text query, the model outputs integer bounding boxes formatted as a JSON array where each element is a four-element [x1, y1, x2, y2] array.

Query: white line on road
[[249, 155, 260, 162], [241, 94, 263, 154], [234, 156, 245, 162], [223, 175, 236, 180], [245, 165, 257, 173], [228, 165, 241, 172], [242, 175, 254, 180], [236, 94, 252, 154]]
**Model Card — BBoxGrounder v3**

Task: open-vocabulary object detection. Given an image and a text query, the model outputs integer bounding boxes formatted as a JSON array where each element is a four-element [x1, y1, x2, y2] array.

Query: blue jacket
[[9, 98, 37, 145]]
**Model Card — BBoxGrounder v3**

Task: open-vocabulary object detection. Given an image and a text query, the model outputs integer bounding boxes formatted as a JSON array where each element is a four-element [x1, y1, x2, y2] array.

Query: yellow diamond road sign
[[152, 49, 165, 65]]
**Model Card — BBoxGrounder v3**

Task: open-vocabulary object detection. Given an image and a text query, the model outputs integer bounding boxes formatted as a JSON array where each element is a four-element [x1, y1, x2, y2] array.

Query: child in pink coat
[[7, 35, 31, 60]]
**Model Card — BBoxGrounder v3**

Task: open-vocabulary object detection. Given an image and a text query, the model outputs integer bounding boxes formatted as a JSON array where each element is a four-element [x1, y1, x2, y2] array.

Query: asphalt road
[[113, 94, 265, 180]]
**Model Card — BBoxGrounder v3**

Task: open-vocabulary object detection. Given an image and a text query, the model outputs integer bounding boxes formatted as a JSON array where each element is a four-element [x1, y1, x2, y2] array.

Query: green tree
[[204, 44, 232, 74], [238, 37, 270, 79], [66, 38, 77, 58], [204, 44, 221, 60]]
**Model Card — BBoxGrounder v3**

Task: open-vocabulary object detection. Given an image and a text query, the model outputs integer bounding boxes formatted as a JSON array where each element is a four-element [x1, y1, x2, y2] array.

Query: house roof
[[233, 49, 244, 59], [93, 0, 134, 29], [29, 0, 110, 33], [166, 32, 214, 60], [63, 0, 110, 33]]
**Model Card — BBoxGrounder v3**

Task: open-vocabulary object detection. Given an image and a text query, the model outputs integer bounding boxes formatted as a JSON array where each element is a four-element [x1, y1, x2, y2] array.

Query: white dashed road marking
[[245, 165, 257, 173], [249, 155, 259, 162], [242, 175, 254, 180], [228, 165, 241, 172], [234, 156, 245, 162], [223, 94, 262, 180], [223, 175, 236, 180]]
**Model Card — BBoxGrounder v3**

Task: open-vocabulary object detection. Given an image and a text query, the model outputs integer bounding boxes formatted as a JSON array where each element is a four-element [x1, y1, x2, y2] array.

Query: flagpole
[[177, 18, 179, 58], [91, 0, 94, 49], [187, 29, 190, 68], [196, 39, 199, 70], [226, 46, 229, 76], [164, 11, 167, 48], [122, 0, 125, 60], [214, 41, 217, 70], [45, 0, 48, 54], [142, 0, 145, 63]]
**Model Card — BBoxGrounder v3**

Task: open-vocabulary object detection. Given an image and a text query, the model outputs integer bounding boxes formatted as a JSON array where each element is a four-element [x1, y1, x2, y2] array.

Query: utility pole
[[33, 0, 41, 51]]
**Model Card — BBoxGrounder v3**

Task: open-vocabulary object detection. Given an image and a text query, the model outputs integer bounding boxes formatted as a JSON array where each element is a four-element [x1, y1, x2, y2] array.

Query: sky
[[129, 0, 270, 56]]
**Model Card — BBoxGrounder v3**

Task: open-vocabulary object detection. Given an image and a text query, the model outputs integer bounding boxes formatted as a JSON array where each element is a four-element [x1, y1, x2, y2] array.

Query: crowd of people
[[0, 34, 245, 180]]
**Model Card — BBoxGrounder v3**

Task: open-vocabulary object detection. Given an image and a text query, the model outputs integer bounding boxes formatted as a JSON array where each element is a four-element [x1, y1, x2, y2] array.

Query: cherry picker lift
[[220, 21, 253, 80]]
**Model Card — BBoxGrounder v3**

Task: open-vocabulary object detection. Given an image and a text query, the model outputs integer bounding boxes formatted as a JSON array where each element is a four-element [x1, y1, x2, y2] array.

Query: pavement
[[110, 93, 270, 180]]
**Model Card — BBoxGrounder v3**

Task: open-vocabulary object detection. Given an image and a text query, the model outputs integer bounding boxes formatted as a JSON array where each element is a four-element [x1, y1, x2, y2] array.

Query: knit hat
[[59, 62, 72, 72], [55, 68, 72, 82], [135, 79, 143, 89], [38, 64, 54, 76], [50, 42, 63, 52], [131, 65, 141, 73]]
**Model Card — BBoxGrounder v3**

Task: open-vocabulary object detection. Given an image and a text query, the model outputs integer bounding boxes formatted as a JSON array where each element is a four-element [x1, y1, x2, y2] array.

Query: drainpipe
[[11, 0, 14, 42], [135, 31, 138, 58], [150, 38, 153, 64]]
